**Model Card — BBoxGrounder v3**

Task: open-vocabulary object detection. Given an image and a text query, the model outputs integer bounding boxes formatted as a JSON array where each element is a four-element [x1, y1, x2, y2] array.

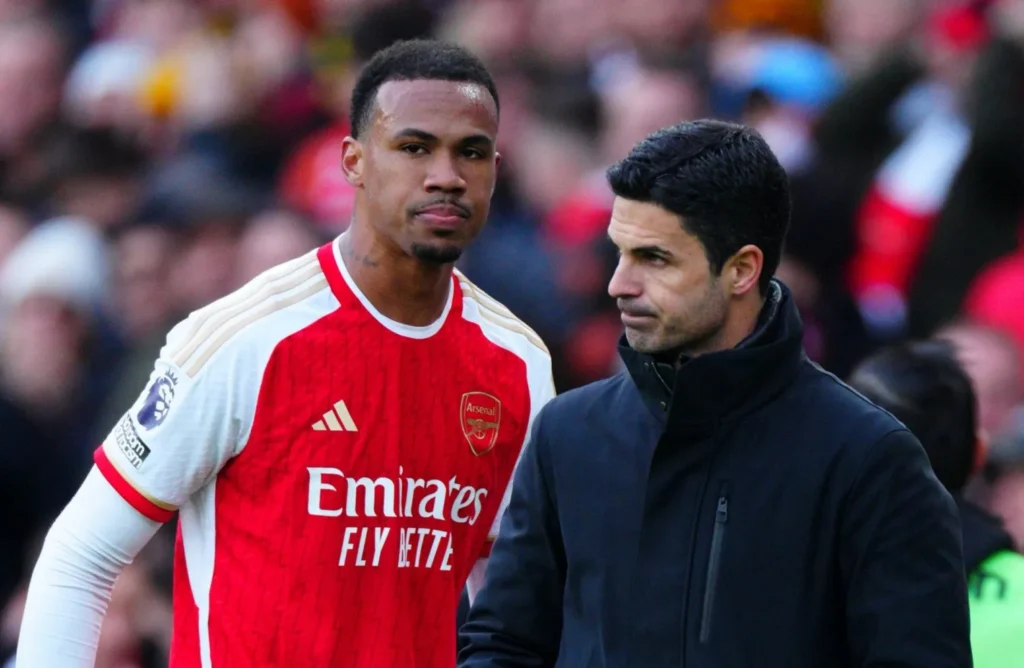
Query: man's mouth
[[413, 203, 469, 227]]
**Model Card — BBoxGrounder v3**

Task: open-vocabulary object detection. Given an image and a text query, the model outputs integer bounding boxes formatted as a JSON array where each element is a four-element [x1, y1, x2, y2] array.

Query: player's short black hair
[[606, 119, 790, 295], [349, 39, 499, 139], [848, 340, 978, 493]]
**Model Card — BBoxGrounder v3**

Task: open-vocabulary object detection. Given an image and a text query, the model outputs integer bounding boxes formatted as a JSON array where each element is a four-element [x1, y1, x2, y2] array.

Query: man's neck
[[338, 224, 452, 327], [720, 293, 769, 350]]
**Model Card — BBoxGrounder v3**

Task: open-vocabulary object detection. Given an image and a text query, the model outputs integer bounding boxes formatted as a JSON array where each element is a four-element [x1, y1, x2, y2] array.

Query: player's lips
[[413, 204, 470, 228]]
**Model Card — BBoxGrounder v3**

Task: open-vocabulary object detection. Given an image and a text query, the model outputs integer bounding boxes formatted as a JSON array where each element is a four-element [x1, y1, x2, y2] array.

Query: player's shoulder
[[454, 268, 550, 363], [161, 248, 334, 380]]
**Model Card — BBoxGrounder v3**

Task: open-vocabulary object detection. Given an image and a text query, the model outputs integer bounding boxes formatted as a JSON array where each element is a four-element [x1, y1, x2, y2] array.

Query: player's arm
[[458, 403, 564, 668], [14, 468, 160, 666], [17, 318, 252, 667], [840, 429, 972, 667]]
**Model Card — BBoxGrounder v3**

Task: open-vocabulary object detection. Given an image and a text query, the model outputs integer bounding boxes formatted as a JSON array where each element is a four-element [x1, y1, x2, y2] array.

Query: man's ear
[[341, 136, 364, 188], [724, 244, 764, 297], [492, 151, 502, 196], [973, 429, 990, 477]]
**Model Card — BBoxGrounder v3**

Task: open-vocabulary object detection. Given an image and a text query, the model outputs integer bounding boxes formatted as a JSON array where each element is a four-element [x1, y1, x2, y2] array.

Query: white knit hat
[[0, 216, 110, 314]]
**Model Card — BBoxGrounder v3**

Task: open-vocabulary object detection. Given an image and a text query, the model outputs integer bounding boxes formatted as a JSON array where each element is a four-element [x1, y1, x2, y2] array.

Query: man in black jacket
[[850, 340, 1024, 667], [459, 120, 971, 667]]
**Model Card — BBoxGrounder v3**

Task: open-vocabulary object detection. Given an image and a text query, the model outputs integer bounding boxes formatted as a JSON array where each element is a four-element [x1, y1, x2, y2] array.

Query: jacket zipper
[[699, 487, 729, 644]]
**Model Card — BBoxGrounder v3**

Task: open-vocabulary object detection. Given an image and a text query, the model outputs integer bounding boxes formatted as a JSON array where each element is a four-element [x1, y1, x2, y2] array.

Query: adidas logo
[[312, 400, 358, 432]]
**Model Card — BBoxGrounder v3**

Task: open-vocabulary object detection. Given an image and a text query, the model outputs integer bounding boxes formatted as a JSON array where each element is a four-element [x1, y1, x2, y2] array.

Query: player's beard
[[411, 241, 462, 265]]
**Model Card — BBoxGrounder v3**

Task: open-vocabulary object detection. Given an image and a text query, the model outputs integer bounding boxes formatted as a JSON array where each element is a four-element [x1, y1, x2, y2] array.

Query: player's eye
[[401, 144, 428, 155], [461, 148, 485, 159]]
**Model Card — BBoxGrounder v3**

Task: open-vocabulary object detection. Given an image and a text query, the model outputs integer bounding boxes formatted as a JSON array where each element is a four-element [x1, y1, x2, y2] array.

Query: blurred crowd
[[2, 0, 1024, 665]]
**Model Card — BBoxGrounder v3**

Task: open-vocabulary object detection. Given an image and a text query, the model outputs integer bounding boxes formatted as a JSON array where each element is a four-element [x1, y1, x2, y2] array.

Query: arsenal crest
[[460, 392, 501, 456]]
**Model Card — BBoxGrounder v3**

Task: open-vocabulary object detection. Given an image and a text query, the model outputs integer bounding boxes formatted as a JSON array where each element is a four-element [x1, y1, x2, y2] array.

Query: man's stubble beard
[[627, 286, 728, 357]]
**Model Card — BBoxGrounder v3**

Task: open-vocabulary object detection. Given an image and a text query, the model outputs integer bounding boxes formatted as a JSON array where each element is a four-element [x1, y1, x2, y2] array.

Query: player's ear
[[341, 136, 364, 188], [724, 244, 763, 297], [491, 151, 501, 196]]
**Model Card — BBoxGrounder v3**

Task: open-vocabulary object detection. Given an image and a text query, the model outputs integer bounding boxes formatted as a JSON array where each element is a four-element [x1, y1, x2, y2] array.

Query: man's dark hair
[[848, 340, 978, 493], [349, 2, 437, 64], [50, 127, 147, 184], [349, 39, 499, 139], [605, 119, 790, 295]]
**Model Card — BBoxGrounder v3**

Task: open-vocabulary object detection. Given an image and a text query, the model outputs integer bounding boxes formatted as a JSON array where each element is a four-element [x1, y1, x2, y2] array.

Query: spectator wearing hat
[[851, 340, 1024, 668]]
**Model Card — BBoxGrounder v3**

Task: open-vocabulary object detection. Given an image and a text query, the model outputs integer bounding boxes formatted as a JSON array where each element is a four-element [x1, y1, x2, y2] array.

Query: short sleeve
[[483, 365, 556, 554], [95, 319, 254, 522]]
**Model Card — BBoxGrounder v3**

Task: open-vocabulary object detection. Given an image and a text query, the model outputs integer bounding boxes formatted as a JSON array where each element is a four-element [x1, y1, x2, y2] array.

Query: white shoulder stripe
[[456, 270, 548, 355], [169, 252, 321, 367], [184, 274, 329, 377], [167, 251, 327, 377]]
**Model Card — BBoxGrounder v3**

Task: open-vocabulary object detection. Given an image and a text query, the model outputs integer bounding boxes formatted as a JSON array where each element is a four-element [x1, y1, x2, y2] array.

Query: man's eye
[[462, 148, 484, 159], [401, 144, 427, 155]]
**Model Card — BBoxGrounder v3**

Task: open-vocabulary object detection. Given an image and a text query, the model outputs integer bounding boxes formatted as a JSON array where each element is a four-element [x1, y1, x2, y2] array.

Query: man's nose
[[608, 259, 641, 299], [424, 153, 467, 193]]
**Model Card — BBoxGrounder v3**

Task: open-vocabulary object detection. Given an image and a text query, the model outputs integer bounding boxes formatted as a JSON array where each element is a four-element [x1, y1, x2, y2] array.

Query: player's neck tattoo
[[342, 247, 380, 268]]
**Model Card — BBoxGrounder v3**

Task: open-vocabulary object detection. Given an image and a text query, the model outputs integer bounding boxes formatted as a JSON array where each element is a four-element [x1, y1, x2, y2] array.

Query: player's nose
[[424, 153, 466, 193]]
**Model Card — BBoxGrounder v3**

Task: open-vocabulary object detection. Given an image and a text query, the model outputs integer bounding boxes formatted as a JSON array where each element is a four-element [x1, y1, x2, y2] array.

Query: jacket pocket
[[699, 484, 729, 644]]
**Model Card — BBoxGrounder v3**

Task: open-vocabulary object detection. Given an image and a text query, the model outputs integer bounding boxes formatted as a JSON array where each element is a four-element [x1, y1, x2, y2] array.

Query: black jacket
[[960, 497, 1015, 576], [459, 282, 971, 667]]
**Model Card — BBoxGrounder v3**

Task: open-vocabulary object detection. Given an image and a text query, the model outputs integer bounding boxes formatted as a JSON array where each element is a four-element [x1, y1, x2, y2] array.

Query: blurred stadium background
[[2, 0, 1024, 665]]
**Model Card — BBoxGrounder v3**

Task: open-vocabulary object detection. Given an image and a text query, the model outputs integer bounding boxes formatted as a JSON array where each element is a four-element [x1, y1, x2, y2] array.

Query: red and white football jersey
[[94, 238, 555, 667]]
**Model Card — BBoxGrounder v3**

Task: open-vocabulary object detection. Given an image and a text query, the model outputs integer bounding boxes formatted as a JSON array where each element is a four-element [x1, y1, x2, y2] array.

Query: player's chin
[[410, 240, 464, 265]]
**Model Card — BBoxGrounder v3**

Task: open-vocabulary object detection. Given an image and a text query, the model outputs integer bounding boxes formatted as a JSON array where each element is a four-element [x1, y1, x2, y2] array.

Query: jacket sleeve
[[840, 428, 972, 667], [458, 408, 565, 667]]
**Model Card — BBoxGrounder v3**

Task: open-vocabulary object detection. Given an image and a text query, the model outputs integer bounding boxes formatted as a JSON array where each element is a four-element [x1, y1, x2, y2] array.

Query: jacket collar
[[619, 280, 805, 434]]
